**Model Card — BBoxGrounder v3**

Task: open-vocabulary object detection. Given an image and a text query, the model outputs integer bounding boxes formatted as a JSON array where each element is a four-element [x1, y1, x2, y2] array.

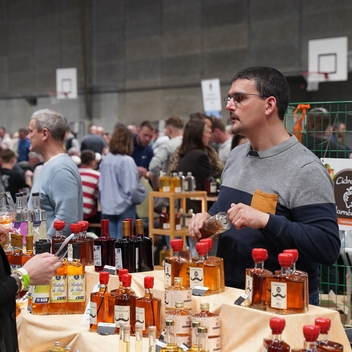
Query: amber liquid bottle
[[8, 234, 23, 272], [164, 239, 189, 287], [315, 317, 343, 351], [170, 172, 181, 193], [51, 220, 66, 254], [263, 317, 290, 352], [21, 234, 34, 265], [78, 220, 94, 265], [114, 273, 137, 335], [90, 271, 114, 331], [245, 248, 273, 310], [165, 276, 192, 311], [115, 220, 136, 273], [111, 268, 129, 297], [199, 212, 231, 239], [174, 209, 182, 231], [292, 325, 321, 352], [267, 253, 306, 314], [159, 171, 170, 192], [135, 218, 153, 272], [135, 276, 161, 337], [160, 320, 183, 352], [75, 221, 88, 266], [94, 219, 116, 271], [159, 207, 170, 230], [50, 255, 67, 315]]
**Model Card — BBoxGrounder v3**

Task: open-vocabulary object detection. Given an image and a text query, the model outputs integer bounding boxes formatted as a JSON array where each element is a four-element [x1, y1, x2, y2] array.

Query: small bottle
[[263, 317, 290, 352], [170, 172, 181, 193], [78, 220, 94, 265], [31, 192, 47, 242], [267, 253, 306, 314], [76, 220, 89, 266], [174, 209, 182, 231], [49, 341, 65, 352], [51, 220, 66, 254], [115, 220, 136, 273], [292, 325, 321, 352], [64, 345, 73, 352], [135, 276, 161, 337], [165, 277, 192, 311], [135, 323, 143, 352], [159, 171, 170, 192], [90, 271, 114, 332], [158, 207, 170, 230], [204, 176, 217, 196], [245, 248, 273, 310], [94, 219, 116, 271], [197, 326, 209, 352], [21, 234, 34, 265], [315, 317, 343, 351], [159, 245, 170, 266], [13, 193, 28, 244], [148, 326, 157, 352], [184, 172, 195, 192], [199, 212, 231, 239], [160, 320, 183, 352], [165, 301, 192, 347], [178, 172, 185, 192], [8, 233, 23, 272], [186, 321, 200, 352], [164, 239, 189, 287], [121, 324, 131, 352], [135, 218, 153, 272]]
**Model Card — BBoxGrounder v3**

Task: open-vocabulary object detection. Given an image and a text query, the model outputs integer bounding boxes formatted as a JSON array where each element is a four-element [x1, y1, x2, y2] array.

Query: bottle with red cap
[[114, 273, 137, 335], [315, 317, 343, 351], [78, 220, 93, 266], [263, 317, 290, 351], [164, 239, 190, 287], [135, 276, 161, 337], [111, 268, 129, 297], [245, 248, 273, 310], [90, 271, 114, 332], [51, 220, 66, 254], [283, 249, 308, 311], [267, 252, 307, 314], [188, 241, 221, 295], [93, 219, 116, 272], [292, 325, 321, 351]]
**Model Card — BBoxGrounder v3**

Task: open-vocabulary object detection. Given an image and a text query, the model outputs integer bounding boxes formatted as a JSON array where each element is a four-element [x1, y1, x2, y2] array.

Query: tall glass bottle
[[292, 325, 321, 352], [8, 233, 23, 272], [115, 220, 136, 273], [148, 326, 157, 352], [164, 239, 189, 287], [159, 207, 170, 230], [178, 172, 185, 192], [197, 326, 208, 352], [245, 248, 273, 310], [51, 220, 66, 254], [184, 172, 195, 192], [315, 317, 343, 351], [170, 172, 181, 193], [135, 218, 153, 272], [21, 234, 34, 265], [121, 325, 131, 352], [135, 323, 143, 352], [135, 276, 161, 337], [90, 271, 114, 332], [78, 220, 94, 265], [186, 321, 200, 352], [31, 192, 47, 242], [159, 171, 170, 192], [263, 317, 290, 352], [199, 212, 231, 239], [13, 193, 28, 244], [160, 320, 183, 352], [94, 219, 116, 271], [50, 254, 67, 315]]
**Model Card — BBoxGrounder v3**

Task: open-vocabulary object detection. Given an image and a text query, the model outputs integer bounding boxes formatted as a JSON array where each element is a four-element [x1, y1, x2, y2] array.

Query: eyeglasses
[[224, 92, 269, 105]]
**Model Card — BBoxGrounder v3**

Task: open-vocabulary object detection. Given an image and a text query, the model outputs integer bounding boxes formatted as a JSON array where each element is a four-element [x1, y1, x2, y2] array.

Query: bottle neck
[[144, 288, 152, 297], [304, 341, 317, 350], [254, 261, 264, 270], [271, 333, 282, 342], [165, 325, 176, 345], [100, 283, 108, 292], [291, 262, 297, 272], [281, 266, 290, 275]]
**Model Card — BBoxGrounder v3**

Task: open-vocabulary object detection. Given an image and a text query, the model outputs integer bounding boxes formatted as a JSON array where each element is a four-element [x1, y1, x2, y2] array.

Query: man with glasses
[[188, 66, 340, 306]]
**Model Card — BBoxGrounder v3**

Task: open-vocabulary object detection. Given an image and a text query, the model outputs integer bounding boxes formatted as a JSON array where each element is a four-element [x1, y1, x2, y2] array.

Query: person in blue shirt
[[17, 128, 31, 162]]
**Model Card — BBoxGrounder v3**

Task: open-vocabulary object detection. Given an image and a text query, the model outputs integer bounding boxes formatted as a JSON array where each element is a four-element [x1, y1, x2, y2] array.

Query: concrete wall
[[1, 0, 352, 135]]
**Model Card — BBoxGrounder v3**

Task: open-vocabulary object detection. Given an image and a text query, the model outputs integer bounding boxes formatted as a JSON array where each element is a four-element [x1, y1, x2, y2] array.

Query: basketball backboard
[[56, 68, 78, 99]]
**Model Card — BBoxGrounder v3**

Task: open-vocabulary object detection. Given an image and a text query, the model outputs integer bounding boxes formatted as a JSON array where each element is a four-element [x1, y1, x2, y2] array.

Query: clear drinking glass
[[0, 192, 16, 248]]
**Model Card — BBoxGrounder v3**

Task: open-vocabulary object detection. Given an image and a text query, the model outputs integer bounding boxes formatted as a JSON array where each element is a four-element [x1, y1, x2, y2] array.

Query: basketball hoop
[[302, 71, 329, 92], [48, 91, 68, 104]]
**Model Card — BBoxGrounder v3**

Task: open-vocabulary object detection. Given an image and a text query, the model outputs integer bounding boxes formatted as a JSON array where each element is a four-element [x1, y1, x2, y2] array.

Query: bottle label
[[164, 262, 172, 286], [162, 186, 170, 192], [135, 306, 145, 330], [174, 187, 181, 193], [210, 182, 217, 194], [114, 305, 130, 326], [162, 223, 170, 230], [270, 282, 287, 309], [90, 301, 97, 324], [50, 275, 67, 302], [94, 245, 102, 266], [245, 274, 253, 303], [191, 316, 220, 337], [189, 267, 204, 288], [175, 224, 181, 231], [165, 313, 191, 334], [165, 289, 192, 310], [175, 334, 191, 347], [208, 336, 221, 352], [115, 248, 123, 269], [32, 284, 50, 303], [68, 274, 85, 302], [13, 221, 28, 239], [10, 264, 21, 273], [135, 247, 139, 271]]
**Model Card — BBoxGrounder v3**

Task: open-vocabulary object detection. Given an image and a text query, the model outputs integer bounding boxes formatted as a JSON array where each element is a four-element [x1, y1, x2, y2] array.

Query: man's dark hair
[[165, 116, 184, 129], [232, 66, 290, 120], [139, 120, 155, 131], [0, 149, 16, 163], [211, 118, 226, 132], [80, 149, 96, 165]]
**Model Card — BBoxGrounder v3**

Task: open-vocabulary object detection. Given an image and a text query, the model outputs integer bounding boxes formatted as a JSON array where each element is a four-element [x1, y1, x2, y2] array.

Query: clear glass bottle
[[135, 323, 143, 352], [199, 212, 231, 239], [160, 320, 183, 352], [135, 218, 154, 272], [115, 220, 136, 273], [148, 326, 157, 352], [263, 317, 290, 352], [186, 321, 200, 352], [197, 326, 208, 352], [245, 248, 272, 310], [13, 192, 28, 244], [164, 239, 189, 287], [159, 171, 170, 192], [178, 172, 185, 192], [292, 325, 321, 352], [121, 324, 131, 352], [135, 276, 161, 337], [164, 276, 192, 311], [8, 233, 23, 272], [90, 271, 114, 332], [31, 192, 47, 242], [315, 317, 343, 351], [49, 341, 65, 352], [170, 172, 181, 193], [184, 172, 195, 192]]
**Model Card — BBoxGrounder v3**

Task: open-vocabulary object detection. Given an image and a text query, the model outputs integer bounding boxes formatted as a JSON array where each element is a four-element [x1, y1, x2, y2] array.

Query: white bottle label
[[163, 186, 170, 192], [189, 267, 204, 288], [135, 306, 145, 330], [94, 245, 102, 266], [90, 301, 97, 324], [208, 336, 221, 352], [114, 305, 130, 327], [174, 187, 181, 193], [163, 223, 170, 229], [135, 247, 139, 271], [32, 284, 50, 304], [164, 262, 172, 287], [68, 274, 85, 302], [245, 274, 253, 303], [164, 313, 191, 334], [270, 282, 287, 309], [175, 224, 181, 231], [50, 275, 67, 302], [175, 334, 191, 347], [191, 316, 220, 337], [165, 289, 192, 310], [115, 248, 123, 269], [210, 182, 217, 193]]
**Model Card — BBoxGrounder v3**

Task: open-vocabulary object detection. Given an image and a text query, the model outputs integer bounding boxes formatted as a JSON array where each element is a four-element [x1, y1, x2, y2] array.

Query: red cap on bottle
[[70, 223, 81, 233], [252, 248, 268, 262], [283, 249, 298, 263], [170, 239, 183, 252], [314, 317, 331, 334], [195, 242, 208, 256], [303, 325, 320, 342], [118, 269, 129, 281], [77, 220, 89, 231], [122, 273, 132, 287], [101, 219, 109, 236], [269, 317, 286, 334], [99, 271, 109, 285], [278, 253, 294, 268], [200, 238, 213, 251], [144, 276, 154, 289], [53, 220, 65, 231]]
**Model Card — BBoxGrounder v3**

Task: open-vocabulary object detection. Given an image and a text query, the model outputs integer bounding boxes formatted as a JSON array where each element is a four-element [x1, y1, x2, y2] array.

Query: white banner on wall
[[201, 78, 222, 117]]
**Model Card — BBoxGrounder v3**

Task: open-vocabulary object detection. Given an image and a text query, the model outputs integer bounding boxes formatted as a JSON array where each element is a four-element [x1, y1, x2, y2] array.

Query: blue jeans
[[309, 290, 320, 306], [105, 206, 136, 240]]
